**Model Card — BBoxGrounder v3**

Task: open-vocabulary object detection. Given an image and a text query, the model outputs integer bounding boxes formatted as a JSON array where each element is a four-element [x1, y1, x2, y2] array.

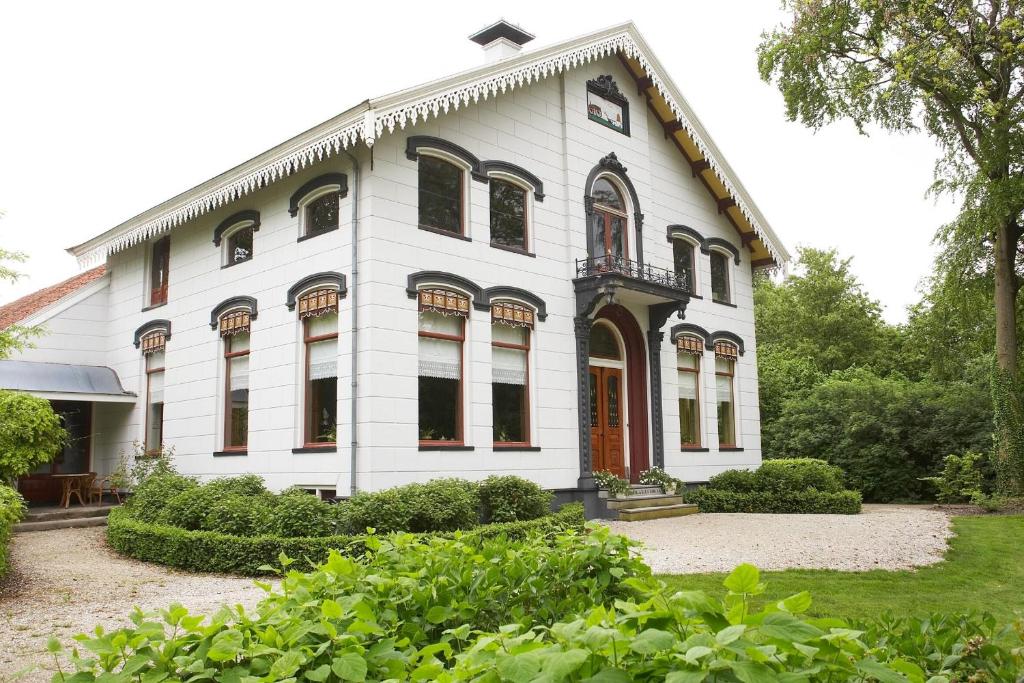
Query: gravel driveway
[[602, 504, 953, 574], [0, 527, 266, 683]]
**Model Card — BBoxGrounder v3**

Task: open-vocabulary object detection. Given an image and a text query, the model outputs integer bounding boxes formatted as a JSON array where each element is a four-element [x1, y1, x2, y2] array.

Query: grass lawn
[[657, 515, 1024, 620]]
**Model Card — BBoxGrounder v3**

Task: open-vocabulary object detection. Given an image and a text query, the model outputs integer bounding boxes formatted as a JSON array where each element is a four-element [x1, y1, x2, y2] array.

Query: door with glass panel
[[589, 366, 626, 478], [589, 177, 628, 268]]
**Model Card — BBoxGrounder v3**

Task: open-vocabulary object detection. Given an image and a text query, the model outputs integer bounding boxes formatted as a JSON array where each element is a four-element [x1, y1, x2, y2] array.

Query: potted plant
[[593, 470, 631, 498]]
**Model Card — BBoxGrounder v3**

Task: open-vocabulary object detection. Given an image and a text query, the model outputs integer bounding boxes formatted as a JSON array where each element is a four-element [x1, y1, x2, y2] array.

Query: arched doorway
[[588, 305, 649, 482]]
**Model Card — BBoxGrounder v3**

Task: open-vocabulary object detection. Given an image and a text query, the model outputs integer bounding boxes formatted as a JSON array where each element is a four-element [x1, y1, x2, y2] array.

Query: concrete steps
[[14, 505, 115, 533], [617, 503, 698, 522], [605, 485, 699, 521]]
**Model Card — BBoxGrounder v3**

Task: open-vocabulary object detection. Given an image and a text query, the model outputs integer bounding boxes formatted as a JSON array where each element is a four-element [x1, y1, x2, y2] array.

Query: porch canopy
[[0, 360, 136, 403]]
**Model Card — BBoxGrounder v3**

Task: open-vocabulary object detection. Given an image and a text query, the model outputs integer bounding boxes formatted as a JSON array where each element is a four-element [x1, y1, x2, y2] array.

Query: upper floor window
[[226, 226, 254, 265], [589, 177, 627, 260], [289, 173, 347, 242], [673, 239, 696, 292], [418, 288, 469, 444], [299, 289, 339, 447], [677, 335, 703, 448], [220, 310, 251, 451], [491, 302, 534, 446], [419, 156, 464, 235], [710, 250, 731, 304], [715, 341, 739, 447], [489, 179, 527, 251], [149, 237, 170, 307], [214, 211, 260, 267]]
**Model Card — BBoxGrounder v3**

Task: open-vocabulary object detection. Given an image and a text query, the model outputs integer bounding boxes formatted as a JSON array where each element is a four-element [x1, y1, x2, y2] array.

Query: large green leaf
[[759, 612, 824, 643], [723, 564, 761, 594], [332, 653, 368, 682]]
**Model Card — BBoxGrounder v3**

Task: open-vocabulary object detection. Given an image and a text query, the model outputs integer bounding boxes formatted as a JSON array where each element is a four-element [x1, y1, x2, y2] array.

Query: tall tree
[[759, 1, 1024, 493]]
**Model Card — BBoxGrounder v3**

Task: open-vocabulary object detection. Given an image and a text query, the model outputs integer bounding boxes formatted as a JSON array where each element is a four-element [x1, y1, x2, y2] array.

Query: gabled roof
[[69, 21, 789, 268], [0, 265, 106, 330]]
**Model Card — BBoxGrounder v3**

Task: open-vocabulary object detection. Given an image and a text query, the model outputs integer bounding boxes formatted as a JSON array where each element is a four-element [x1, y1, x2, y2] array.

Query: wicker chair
[[88, 474, 122, 506]]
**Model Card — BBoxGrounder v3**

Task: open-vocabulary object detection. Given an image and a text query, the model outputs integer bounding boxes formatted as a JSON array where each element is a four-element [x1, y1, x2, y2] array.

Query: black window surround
[[292, 446, 337, 454], [213, 450, 248, 457], [586, 75, 631, 136], [666, 224, 706, 246], [584, 152, 644, 266], [670, 325, 745, 355], [212, 210, 261, 247], [288, 173, 349, 218], [286, 272, 348, 311], [406, 136, 545, 200], [209, 296, 258, 329], [133, 319, 171, 348], [405, 272, 549, 323], [702, 237, 741, 265]]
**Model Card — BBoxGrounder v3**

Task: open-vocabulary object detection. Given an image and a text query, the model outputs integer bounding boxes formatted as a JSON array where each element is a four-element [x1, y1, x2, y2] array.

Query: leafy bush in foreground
[[692, 458, 862, 514], [478, 474, 552, 523], [0, 484, 24, 577], [0, 390, 66, 484], [59, 532, 1024, 681], [106, 503, 584, 574]]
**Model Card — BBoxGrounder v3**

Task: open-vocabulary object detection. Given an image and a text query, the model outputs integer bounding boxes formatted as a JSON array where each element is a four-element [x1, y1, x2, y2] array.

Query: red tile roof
[[0, 266, 107, 330]]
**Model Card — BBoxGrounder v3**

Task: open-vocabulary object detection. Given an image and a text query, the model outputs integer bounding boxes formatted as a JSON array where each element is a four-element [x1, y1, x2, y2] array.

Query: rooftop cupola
[[469, 19, 534, 63]]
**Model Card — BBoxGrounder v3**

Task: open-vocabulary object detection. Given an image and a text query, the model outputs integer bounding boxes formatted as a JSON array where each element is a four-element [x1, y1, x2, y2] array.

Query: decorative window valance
[[298, 288, 339, 319], [677, 335, 704, 356], [419, 288, 470, 317], [491, 301, 534, 329], [141, 331, 166, 355], [219, 310, 251, 337], [715, 341, 739, 361]]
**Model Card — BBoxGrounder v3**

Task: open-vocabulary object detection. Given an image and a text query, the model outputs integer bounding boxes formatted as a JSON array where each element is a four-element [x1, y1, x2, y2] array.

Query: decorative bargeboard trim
[[73, 26, 784, 267]]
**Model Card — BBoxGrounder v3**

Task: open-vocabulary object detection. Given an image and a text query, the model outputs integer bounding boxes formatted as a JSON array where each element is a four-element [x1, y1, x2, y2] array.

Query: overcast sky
[[0, 1, 957, 322]]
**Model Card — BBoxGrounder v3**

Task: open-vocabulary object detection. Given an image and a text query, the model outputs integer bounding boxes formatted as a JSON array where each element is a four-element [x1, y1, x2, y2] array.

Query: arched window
[[589, 177, 628, 262], [417, 287, 470, 444], [491, 301, 535, 446], [289, 173, 347, 241], [677, 335, 703, 448], [134, 322, 170, 454], [589, 321, 621, 359], [419, 155, 465, 235], [489, 178, 528, 251], [710, 250, 731, 304], [216, 307, 253, 452], [715, 341, 739, 447], [298, 288, 339, 447], [214, 211, 260, 267]]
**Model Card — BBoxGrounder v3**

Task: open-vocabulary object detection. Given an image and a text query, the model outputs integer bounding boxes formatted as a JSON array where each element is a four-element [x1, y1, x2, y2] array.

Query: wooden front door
[[589, 366, 626, 478]]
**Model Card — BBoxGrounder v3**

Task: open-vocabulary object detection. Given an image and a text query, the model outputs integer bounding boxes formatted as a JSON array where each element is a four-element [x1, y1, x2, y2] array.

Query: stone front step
[[617, 503, 699, 522], [15, 505, 116, 532], [607, 494, 684, 510], [627, 485, 663, 496]]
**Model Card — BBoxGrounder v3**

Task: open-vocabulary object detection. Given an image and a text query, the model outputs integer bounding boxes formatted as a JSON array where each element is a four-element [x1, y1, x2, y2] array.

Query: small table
[[51, 473, 91, 509]]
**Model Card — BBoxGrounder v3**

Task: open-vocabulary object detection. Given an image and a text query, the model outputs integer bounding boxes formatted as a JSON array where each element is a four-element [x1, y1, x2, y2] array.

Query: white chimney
[[469, 19, 534, 63]]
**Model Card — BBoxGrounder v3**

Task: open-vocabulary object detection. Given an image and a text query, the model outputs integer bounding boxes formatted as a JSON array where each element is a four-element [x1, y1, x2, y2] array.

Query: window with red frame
[[149, 237, 170, 306]]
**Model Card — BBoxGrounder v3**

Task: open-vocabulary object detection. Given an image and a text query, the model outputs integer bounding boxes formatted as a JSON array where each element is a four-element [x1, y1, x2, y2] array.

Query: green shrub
[[753, 458, 846, 493], [124, 472, 196, 523], [60, 549, 1024, 681], [158, 486, 227, 530], [704, 467, 757, 493], [0, 390, 66, 484], [921, 451, 988, 503], [691, 487, 863, 514], [266, 491, 334, 537], [478, 475, 551, 523], [107, 503, 585, 575], [338, 478, 480, 534], [203, 473, 268, 498], [202, 493, 274, 536], [0, 485, 24, 577]]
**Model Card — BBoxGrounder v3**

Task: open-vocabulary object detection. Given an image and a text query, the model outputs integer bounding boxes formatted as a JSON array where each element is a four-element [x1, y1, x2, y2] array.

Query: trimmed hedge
[[0, 484, 25, 577], [689, 487, 862, 514], [106, 502, 585, 575], [690, 458, 862, 514]]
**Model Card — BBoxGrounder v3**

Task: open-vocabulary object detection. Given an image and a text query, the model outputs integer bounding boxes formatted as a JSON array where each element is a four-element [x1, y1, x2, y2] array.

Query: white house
[[0, 20, 789, 514]]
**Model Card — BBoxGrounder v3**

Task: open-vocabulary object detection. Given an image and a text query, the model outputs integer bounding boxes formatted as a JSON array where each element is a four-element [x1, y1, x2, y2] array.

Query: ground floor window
[[677, 338, 701, 447], [492, 319, 530, 445], [223, 328, 250, 450], [417, 298, 466, 444], [303, 308, 338, 445], [145, 350, 165, 453], [715, 343, 738, 447]]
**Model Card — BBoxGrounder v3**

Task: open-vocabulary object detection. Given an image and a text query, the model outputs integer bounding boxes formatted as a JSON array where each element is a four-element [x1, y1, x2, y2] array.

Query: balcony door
[[589, 177, 627, 261]]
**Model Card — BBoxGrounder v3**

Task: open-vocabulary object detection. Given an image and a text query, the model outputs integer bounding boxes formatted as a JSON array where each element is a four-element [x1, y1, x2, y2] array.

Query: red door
[[590, 366, 626, 478]]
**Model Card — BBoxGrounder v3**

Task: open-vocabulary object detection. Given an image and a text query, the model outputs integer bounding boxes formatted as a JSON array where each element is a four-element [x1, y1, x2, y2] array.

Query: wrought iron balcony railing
[[575, 255, 690, 294]]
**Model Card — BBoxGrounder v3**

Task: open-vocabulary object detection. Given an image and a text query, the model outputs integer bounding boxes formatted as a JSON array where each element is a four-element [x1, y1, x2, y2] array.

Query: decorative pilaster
[[647, 300, 690, 471], [574, 316, 595, 489]]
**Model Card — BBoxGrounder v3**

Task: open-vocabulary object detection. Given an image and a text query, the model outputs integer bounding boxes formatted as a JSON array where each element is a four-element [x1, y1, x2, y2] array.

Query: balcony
[[575, 256, 690, 294]]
